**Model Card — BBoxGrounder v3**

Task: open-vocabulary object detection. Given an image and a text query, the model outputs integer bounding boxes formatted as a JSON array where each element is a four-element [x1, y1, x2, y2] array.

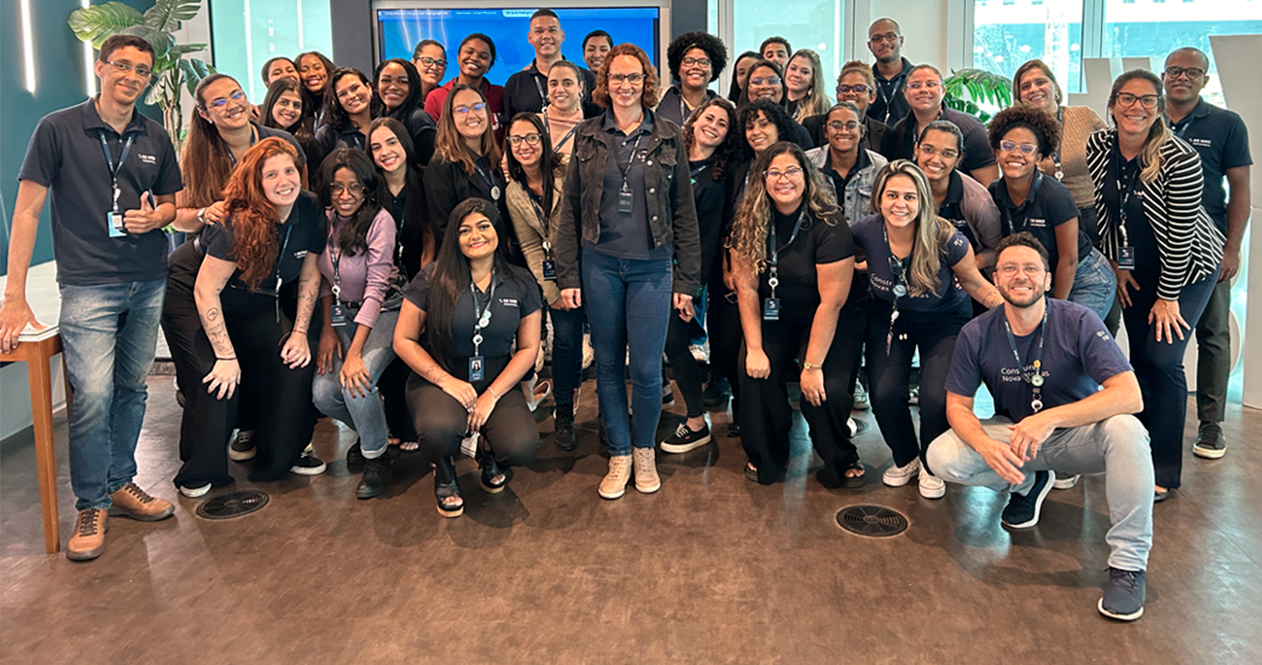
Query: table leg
[[30, 339, 61, 554]]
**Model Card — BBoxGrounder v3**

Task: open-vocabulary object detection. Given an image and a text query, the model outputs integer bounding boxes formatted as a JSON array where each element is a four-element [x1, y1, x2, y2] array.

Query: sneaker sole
[[180, 484, 212, 499], [598, 485, 627, 500], [635, 480, 661, 494], [1193, 445, 1226, 459], [66, 542, 107, 561], [1002, 472, 1056, 529], [289, 463, 327, 476], [1053, 474, 1081, 490], [1097, 597, 1144, 621], [882, 465, 920, 487], [660, 433, 713, 454], [108, 505, 175, 522], [228, 448, 257, 462], [919, 483, 946, 499]]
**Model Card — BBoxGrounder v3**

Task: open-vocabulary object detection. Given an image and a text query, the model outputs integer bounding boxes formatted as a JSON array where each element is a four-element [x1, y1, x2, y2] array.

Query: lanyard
[[533, 72, 548, 109], [617, 131, 645, 187], [470, 273, 497, 356], [767, 209, 805, 299], [543, 108, 579, 151], [1002, 304, 1049, 412], [1000, 171, 1045, 236], [1173, 115, 1196, 139], [327, 228, 344, 299], [390, 191, 409, 277], [1050, 107, 1065, 180], [882, 223, 912, 356], [689, 162, 710, 182], [472, 158, 501, 200], [223, 125, 259, 167], [1114, 156, 1141, 248], [877, 74, 904, 124], [527, 190, 552, 256], [98, 131, 135, 212], [270, 224, 295, 322]]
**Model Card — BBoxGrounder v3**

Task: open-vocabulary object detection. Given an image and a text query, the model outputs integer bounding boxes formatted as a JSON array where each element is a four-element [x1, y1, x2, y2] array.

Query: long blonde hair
[[730, 141, 839, 276], [1108, 69, 1170, 184], [788, 49, 829, 122], [872, 160, 957, 298]]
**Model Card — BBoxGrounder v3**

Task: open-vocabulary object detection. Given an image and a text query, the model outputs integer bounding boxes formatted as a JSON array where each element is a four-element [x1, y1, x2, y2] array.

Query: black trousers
[[738, 303, 867, 486], [379, 357, 418, 443], [707, 277, 744, 423], [408, 370, 540, 469], [664, 305, 706, 418], [162, 285, 318, 487]]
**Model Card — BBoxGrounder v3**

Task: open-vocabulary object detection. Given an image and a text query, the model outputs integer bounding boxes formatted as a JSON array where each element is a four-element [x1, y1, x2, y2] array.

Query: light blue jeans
[[312, 309, 399, 459], [1068, 247, 1116, 323], [59, 278, 166, 510], [926, 414, 1154, 572]]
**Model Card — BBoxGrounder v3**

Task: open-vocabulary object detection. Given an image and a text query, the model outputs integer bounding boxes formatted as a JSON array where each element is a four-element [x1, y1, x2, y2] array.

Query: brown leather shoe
[[66, 508, 109, 561], [109, 482, 175, 521]]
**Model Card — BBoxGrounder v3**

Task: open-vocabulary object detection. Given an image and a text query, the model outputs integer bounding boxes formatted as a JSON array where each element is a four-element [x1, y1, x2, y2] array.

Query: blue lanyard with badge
[[473, 160, 502, 201], [1113, 156, 1140, 270], [542, 108, 578, 151], [1050, 107, 1065, 181], [877, 75, 904, 124], [100, 131, 135, 238], [763, 209, 804, 321], [1003, 304, 1049, 413], [883, 223, 911, 355], [616, 132, 645, 215], [468, 273, 496, 381]]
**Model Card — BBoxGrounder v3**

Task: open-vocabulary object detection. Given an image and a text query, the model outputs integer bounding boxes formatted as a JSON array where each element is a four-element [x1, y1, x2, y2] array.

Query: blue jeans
[[312, 309, 399, 459], [549, 304, 586, 408], [1069, 247, 1116, 323], [581, 250, 673, 455], [59, 278, 166, 510], [927, 415, 1154, 571]]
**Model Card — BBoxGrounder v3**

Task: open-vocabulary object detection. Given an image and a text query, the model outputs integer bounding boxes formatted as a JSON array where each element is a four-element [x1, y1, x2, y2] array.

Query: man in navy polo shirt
[[1, 35, 183, 561], [927, 233, 1154, 621], [502, 9, 598, 118], [1161, 47, 1253, 460]]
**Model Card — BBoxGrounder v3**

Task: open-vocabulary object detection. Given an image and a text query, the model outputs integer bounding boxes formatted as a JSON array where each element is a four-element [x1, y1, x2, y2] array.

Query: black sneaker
[[1193, 421, 1226, 459], [1098, 568, 1146, 621], [356, 452, 392, 499], [228, 430, 256, 462], [553, 407, 577, 451], [1001, 470, 1055, 529], [660, 422, 712, 454], [289, 445, 327, 476], [346, 439, 364, 465], [702, 376, 731, 408], [727, 422, 741, 438]]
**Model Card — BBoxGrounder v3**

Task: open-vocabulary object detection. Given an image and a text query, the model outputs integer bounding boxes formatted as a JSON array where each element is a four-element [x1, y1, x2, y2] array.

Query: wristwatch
[[802, 361, 823, 371]]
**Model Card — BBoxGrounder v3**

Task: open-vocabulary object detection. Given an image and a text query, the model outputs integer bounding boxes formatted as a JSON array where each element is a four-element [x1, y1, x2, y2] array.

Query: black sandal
[[479, 455, 508, 494], [842, 460, 866, 489], [433, 456, 464, 518]]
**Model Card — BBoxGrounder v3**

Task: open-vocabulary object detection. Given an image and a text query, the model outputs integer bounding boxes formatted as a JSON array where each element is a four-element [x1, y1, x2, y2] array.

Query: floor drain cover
[[196, 490, 269, 520], [836, 504, 909, 538]]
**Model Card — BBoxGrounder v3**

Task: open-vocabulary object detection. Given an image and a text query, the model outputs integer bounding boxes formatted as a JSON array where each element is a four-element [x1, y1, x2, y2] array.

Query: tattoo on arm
[[199, 306, 236, 358]]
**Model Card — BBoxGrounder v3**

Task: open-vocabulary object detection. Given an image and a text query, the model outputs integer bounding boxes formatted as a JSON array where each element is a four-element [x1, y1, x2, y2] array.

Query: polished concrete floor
[[2, 376, 1260, 664]]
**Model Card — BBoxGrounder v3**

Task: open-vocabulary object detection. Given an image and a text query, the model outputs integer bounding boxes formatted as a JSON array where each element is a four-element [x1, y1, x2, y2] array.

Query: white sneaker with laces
[[882, 458, 921, 487], [918, 468, 946, 499]]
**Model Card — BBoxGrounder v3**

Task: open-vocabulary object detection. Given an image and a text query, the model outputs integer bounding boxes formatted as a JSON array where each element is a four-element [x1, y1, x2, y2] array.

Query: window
[[974, 1, 1085, 92], [209, 0, 334, 104], [731, 0, 846, 86]]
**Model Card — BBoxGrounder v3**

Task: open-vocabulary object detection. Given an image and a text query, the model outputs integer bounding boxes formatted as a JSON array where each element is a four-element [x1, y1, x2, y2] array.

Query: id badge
[[330, 303, 347, 328], [460, 431, 480, 458], [617, 186, 635, 215], [107, 211, 126, 238], [763, 297, 780, 321], [1118, 246, 1136, 271], [468, 355, 485, 382], [542, 259, 557, 281]]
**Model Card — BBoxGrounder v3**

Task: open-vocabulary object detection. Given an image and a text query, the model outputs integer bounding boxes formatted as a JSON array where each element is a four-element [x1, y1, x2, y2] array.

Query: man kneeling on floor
[[926, 232, 1154, 621]]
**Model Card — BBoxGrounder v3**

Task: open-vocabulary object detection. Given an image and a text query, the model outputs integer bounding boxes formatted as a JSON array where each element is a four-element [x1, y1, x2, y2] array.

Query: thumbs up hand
[[124, 191, 165, 234]]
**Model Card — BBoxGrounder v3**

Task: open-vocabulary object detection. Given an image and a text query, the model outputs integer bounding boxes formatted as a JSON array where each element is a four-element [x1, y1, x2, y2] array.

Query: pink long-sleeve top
[[317, 208, 399, 328]]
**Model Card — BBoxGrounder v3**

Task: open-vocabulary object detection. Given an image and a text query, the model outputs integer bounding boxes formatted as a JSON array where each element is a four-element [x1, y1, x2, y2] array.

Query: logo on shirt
[[294, 250, 308, 259], [499, 297, 519, 308], [138, 153, 157, 165], [1190, 138, 1213, 148], [1027, 217, 1047, 228], [1096, 329, 1113, 342]]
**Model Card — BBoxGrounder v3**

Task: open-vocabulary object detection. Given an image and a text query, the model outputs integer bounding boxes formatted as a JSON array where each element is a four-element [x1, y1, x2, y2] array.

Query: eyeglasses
[[208, 90, 247, 109], [748, 76, 781, 87], [827, 120, 861, 133], [917, 144, 959, 160], [105, 60, 153, 79], [905, 80, 941, 91], [330, 182, 365, 196], [999, 141, 1038, 155], [682, 57, 711, 68], [416, 56, 448, 70], [1115, 92, 1161, 109], [508, 133, 542, 146], [869, 32, 900, 45], [453, 102, 487, 116], [997, 264, 1046, 277], [836, 84, 869, 95], [1164, 66, 1205, 80], [608, 72, 645, 84], [763, 167, 804, 181]]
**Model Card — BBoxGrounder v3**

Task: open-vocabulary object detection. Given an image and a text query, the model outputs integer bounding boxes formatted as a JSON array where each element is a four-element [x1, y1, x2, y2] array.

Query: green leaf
[[180, 58, 214, 97], [145, 0, 203, 33], [119, 24, 174, 59], [68, 2, 145, 48]]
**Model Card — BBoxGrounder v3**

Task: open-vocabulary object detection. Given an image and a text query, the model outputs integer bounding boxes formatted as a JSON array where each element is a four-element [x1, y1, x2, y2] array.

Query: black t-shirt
[[403, 263, 542, 362], [989, 171, 1091, 289], [759, 205, 854, 326], [851, 213, 971, 316], [1100, 148, 1161, 285], [690, 156, 727, 282]]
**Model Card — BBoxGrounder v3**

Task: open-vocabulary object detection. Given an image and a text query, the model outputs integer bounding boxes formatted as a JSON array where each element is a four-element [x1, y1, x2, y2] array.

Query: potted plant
[[944, 68, 1012, 123]]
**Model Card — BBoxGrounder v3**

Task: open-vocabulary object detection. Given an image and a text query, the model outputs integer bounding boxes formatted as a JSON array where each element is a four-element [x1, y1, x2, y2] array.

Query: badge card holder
[[460, 431, 480, 458], [100, 131, 134, 239]]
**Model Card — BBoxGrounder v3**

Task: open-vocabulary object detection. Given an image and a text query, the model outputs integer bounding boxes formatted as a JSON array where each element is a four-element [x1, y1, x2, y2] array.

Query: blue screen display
[[377, 7, 661, 80]]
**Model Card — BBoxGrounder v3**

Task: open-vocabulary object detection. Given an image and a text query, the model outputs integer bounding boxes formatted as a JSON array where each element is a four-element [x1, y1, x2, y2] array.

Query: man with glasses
[[880, 65, 998, 186], [1, 35, 183, 561], [504, 9, 597, 118], [928, 233, 1153, 621], [867, 18, 913, 126], [1161, 47, 1252, 461]]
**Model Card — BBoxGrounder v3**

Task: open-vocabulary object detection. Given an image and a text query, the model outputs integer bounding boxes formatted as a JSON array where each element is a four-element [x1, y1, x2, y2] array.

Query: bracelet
[[802, 361, 823, 371], [487, 386, 502, 401], [197, 207, 206, 224], [216, 356, 237, 361]]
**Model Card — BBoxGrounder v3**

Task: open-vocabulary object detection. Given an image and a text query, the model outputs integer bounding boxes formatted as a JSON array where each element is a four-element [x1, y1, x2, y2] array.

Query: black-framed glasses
[[1164, 66, 1205, 80], [105, 60, 153, 79], [827, 120, 861, 133], [508, 133, 542, 146], [416, 56, 448, 70], [999, 141, 1038, 155], [836, 84, 869, 95], [608, 72, 645, 84], [764, 167, 804, 181], [682, 57, 711, 68], [208, 90, 247, 109], [1115, 92, 1161, 109], [869, 32, 900, 45]]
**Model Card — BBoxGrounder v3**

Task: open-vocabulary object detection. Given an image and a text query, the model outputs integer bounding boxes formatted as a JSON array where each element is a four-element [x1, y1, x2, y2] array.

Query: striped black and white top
[[1086, 128, 1224, 301]]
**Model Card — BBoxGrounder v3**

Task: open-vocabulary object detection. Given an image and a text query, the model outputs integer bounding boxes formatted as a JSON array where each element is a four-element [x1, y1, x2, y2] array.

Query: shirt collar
[[943, 170, 965, 205], [602, 108, 652, 137], [995, 171, 1043, 211], [875, 57, 913, 83], [81, 97, 146, 135]]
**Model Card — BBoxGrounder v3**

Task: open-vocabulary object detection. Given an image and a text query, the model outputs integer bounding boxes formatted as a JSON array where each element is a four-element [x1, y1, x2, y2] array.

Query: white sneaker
[[847, 417, 858, 438], [690, 342, 709, 364], [918, 468, 946, 499], [180, 483, 211, 498], [582, 334, 595, 370], [853, 382, 870, 410], [1053, 474, 1081, 490], [882, 458, 921, 487]]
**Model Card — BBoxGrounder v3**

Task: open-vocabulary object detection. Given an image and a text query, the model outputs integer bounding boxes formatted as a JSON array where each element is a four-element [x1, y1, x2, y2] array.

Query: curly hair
[[591, 43, 661, 109], [318, 148, 382, 257], [667, 31, 728, 83], [222, 138, 302, 291], [683, 97, 740, 183], [1108, 69, 1170, 183], [738, 99, 799, 162], [730, 141, 839, 277], [837, 60, 876, 89], [987, 104, 1061, 157], [872, 159, 957, 298], [1012, 59, 1062, 106]]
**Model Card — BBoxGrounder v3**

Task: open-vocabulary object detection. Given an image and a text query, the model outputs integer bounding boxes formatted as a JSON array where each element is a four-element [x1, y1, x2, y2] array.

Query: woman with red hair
[[162, 137, 326, 497]]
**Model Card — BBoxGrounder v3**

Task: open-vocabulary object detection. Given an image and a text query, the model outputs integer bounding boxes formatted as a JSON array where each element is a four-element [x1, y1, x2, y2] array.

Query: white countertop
[[0, 261, 61, 343]]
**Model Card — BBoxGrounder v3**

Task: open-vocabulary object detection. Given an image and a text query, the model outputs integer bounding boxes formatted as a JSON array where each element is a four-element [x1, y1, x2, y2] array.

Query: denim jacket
[[555, 109, 702, 296], [804, 147, 887, 225]]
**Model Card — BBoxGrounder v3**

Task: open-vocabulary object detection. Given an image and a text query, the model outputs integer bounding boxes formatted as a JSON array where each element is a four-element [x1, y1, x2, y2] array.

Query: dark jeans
[[549, 304, 586, 408], [408, 374, 540, 468], [866, 303, 969, 470], [582, 250, 673, 455], [1195, 280, 1232, 424], [1123, 269, 1218, 489], [664, 301, 706, 418], [738, 303, 867, 486]]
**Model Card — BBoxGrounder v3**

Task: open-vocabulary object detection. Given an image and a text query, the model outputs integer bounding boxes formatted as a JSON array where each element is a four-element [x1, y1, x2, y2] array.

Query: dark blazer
[[423, 150, 509, 249], [802, 113, 888, 152]]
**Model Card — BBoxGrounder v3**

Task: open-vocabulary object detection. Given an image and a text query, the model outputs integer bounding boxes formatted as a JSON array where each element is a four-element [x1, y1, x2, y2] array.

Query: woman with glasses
[[879, 65, 997, 187], [805, 102, 889, 224], [316, 68, 383, 154], [726, 50, 760, 104], [988, 106, 1115, 322], [311, 150, 401, 499], [373, 58, 437, 167], [658, 31, 727, 129], [541, 60, 587, 159], [738, 59, 814, 148], [784, 49, 829, 124], [394, 199, 543, 518], [412, 39, 448, 107], [424, 84, 508, 247], [729, 141, 867, 487], [803, 60, 889, 152], [853, 160, 1003, 499], [162, 138, 324, 497], [914, 121, 1001, 271], [296, 51, 336, 127], [1086, 70, 1223, 501], [261, 78, 325, 182], [554, 44, 701, 499]]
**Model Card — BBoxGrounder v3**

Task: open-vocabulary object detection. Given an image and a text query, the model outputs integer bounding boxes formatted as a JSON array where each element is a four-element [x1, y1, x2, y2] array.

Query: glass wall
[[210, 0, 334, 104], [730, 0, 846, 86], [974, 0, 1084, 93]]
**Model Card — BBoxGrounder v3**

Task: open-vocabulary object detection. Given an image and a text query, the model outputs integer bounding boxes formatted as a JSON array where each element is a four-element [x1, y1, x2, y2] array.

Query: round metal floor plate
[[196, 489, 269, 520], [836, 504, 909, 538]]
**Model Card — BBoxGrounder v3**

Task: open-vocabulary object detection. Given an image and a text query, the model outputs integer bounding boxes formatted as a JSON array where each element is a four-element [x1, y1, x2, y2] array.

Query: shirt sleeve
[[1222, 113, 1253, 169], [813, 216, 855, 264], [1076, 307, 1133, 385], [404, 264, 433, 312], [17, 116, 62, 187], [202, 217, 237, 261], [515, 267, 544, 317], [304, 195, 327, 254], [961, 122, 997, 171], [354, 209, 400, 328], [153, 128, 184, 196], [944, 320, 984, 397], [943, 229, 971, 267]]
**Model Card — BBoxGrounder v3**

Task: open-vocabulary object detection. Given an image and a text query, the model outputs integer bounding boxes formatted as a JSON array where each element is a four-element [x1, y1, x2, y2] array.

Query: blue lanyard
[[1000, 171, 1045, 236], [98, 131, 135, 212], [223, 125, 259, 167]]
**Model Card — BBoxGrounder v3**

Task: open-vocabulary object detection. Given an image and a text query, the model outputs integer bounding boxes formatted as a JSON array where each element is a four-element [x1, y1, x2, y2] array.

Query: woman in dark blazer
[[424, 83, 509, 249]]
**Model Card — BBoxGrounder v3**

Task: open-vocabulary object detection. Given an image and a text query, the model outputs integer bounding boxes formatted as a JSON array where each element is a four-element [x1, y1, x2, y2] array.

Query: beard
[[999, 281, 1047, 309]]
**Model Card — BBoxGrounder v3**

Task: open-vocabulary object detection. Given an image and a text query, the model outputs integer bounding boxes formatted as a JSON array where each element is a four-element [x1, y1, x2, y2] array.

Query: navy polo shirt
[[937, 171, 977, 248], [18, 99, 183, 285], [851, 213, 970, 315], [989, 172, 1091, 290], [503, 58, 598, 118], [1168, 98, 1253, 233], [315, 121, 366, 155], [589, 110, 669, 260], [884, 107, 995, 175], [404, 263, 542, 361]]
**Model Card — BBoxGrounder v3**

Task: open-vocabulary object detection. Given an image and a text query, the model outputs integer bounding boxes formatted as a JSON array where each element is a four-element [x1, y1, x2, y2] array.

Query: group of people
[[1, 13, 1251, 625]]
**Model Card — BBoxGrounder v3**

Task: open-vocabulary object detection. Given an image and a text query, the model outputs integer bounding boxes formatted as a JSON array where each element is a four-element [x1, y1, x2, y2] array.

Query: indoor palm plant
[[944, 68, 1012, 123]]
